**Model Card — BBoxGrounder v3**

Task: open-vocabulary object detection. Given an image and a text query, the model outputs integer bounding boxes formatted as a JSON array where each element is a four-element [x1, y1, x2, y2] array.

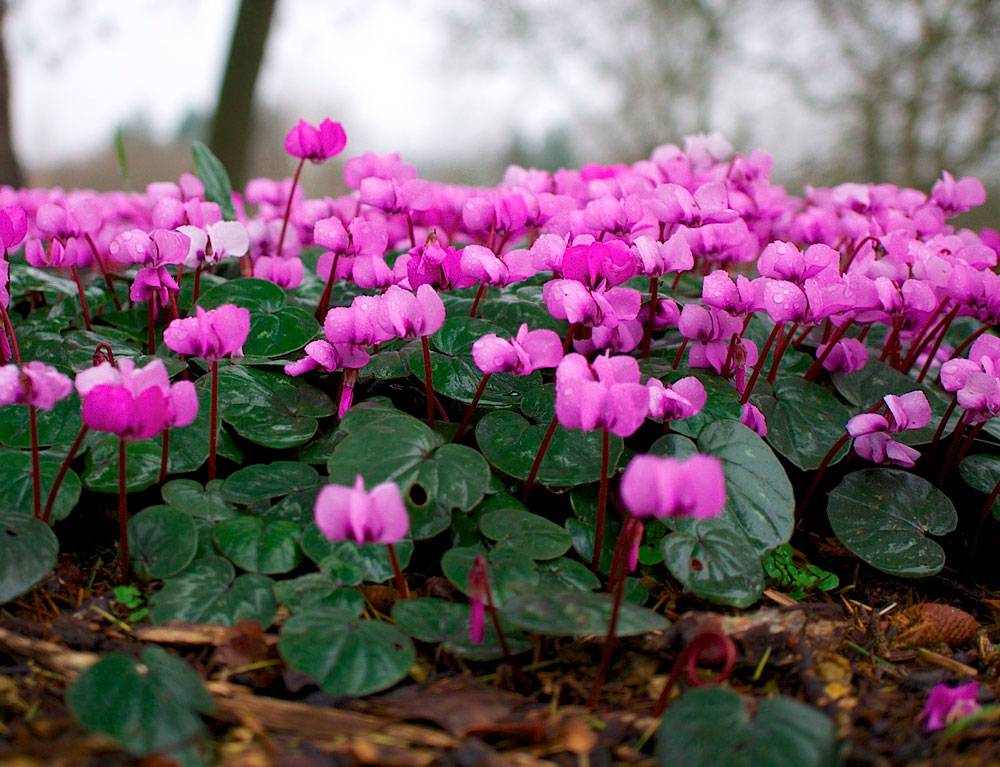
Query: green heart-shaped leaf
[[480, 507, 572, 560], [0, 395, 82, 448], [128, 506, 198, 580], [0, 510, 58, 604], [161, 479, 238, 522], [0, 449, 81, 521], [149, 556, 276, 627], [272, 573, 365, 615], [213, 516, 302, 575], [501, 590, 669, 637]]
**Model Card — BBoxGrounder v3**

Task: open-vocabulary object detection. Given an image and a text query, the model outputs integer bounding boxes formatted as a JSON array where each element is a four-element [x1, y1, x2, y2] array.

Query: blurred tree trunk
[[209, 0, 277, 187], [0, 1, 23, 188]]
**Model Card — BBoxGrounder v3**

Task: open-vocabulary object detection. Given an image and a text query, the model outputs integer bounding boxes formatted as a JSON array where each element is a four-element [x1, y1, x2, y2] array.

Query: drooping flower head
[[163, 304, 251, 360], [314, 475, 409, 545], [555, 353, 648, 437], [471, 324, 563, 376], [845, 391, 931, 467], [645, 376, 707, 422], [920, 681, 980, 733], [620, 453, 726, 520], [0, 362, 72, 410], [284, 118, 347, 163]]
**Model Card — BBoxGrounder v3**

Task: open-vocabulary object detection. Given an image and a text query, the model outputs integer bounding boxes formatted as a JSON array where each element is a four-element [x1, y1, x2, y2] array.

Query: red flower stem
[[28, 405, 41, 519], [899, 300, 949, 372], [672, 338, 688, 370], [453, 373, 491, 442], [117, 437, 129, 583], [159, 429, 170, 484], [857, 325, 871, 343], [740, 322, 783, 405], [169, 291, 180, 322], [469, 282, 487, 318], [192, 264, 203, 304], [767, 322, 796, 384], [804, 320, 854, 381], [605, 515, 634, 595], [386, 542, 409, 600], [146, 296, 156, 354], [42, 425, 88, 524], [974, 476, 1000, 547], [522, 414, 559, 499], [795, 431, 851, 517], [652, 631, 738, 717], [421, 336, 436, 429], [792, 323, 813, 347], [669, 270, 683, 292], [208, 360, 219, 481], [562, 322, 578, 355], [591, 429, 611, 573], [483, 572, 511, 659], [276, 157, 305, 260], [915, 305, 961, 383], [314, 251, 342, 322], [406, 212, 416, 249], [85, 234, 122, 311], [879, 317, 902, 363], [0, 305, 21, 363], [937, 412, 968, 485], [843, 235, 879, 272], [946, 421, 986, 484], [639, 276, 659, 359], [587, 543, 628, 710], [931, 397, 958, 450], [721, 332, 740, 378], [68, 266, 93, 329], [951, 324, 991, 360]]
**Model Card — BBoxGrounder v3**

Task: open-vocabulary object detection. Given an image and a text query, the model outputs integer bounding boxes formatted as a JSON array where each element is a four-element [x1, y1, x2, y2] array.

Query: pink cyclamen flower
[[920, 681, 980, 732], [846, 391, 931, 467], [76, 358, 197, 440], [253, 255, 305, 289], [646, 376, 707, 422], [940, 334, 1000, 423], [314, 475, 409, 544], [178, 221, 250, 267], [816, 338, 869, 374], [377, 284, 446, 340], [0, 362, 72, 410], [0, 205, 27, 249], [471, 324, 563, 375], [740, 402, 768, 436], [284, 118, 347, 163], [620, 453, 726, 520], [284, 339, 370, 378], [543, 279, 641, 329], [931, 171, 986, 216], [163, 304, 250, 360], [555, 353, 648, 437], [467, 555, 490, 644]]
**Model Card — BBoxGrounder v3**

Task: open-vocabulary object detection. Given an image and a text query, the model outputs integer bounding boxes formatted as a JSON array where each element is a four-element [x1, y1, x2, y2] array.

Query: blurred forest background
[[1, 0, 997, 226]]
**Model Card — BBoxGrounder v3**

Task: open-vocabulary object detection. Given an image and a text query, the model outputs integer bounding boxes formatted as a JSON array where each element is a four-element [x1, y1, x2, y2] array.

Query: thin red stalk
[[639, 276, 659, 359], [483, 573, 511, 659], [406, 212, 416, 249], [192, 264, 203, 303], [387, 543, 409, 600], [931, 397, 958, 450], [916, 306, 960, 383], [69, 266, 93, 330], [857, 325, 871, 343], [899, 300, 949, 372], [522, 415, 559, 499], [314, 252, 342, 322], [421, 336, 436, 429], [975, 476, 1000, 547], [159, 429, 170, 484], [117, 437, 129, 583], [804, 320, 853, 381], [169, 291, 180, 322], [208, 360, 219, 481], [43, 425, 88, 524], [792, 323, 813, 348], [604, 516, 634, 596], [740, 322, 783, 405], [652, 631, 737, 717], [796, 431, 851, 517], [948, 422, 986, 483], [951, 325, 991, 360], [453, 373, 491, 442], [843, 235, 879, 272], [0, 305, 21, 363], [29, 406, 41, 519], [767, 323, 796, 384], [562, 322, 578, 355], [720, 332, 740, 378], [669, 270, 683, 292], [879, 317, 902, 363], [85, 233, 122, 311], [146, 296, 156, 354], [276, 157, 305, 260], [587, 543, 628, 710], [937, 413, 968, 485], [591, 429, 611, 573], [672, 338, 688, 370], [469, 282, 487, 317]]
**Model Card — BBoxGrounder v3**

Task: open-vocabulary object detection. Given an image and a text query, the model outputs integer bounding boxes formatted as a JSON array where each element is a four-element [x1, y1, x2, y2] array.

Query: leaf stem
[[314, 251, 341, 323], [69, 266, 93, 330], [523, 414, 559, 500]]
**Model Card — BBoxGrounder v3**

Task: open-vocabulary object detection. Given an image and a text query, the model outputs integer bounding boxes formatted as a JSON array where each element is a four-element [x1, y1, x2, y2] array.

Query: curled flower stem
[[117, 437, 129, 583], [591, 429, 611, 573], [652, 630, 738, 717], [469, 282, 487, 318], [208, 360, 219, 481], [421, 336, 437, 429], [276, 157, 305, 260], [386, 542, 409, 600], [85, 234, 122, 311], [69, 266, 93, 330], [0, 305, 21, 364], [453, 373, 490, 442], [915, 305, 960, 383], [43, 425, 88, 524], [767, 322, 796, 384], [28, 405, 41, 519], [523, 414, 559, 500], [804, 320, 853, 381], [741, 322, 783, 405], [159, 429, 170, 485], [639, 276, 659, 359], [314, 252, 341, 322]]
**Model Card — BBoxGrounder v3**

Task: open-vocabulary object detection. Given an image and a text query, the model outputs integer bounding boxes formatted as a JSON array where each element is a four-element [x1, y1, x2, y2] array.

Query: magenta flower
[[646, 376, 707, 422], [920, 681, 980, 732], [931, 171, 986, 216], [253, 255, 305, 289], [284, 340, 370, 378], [740, 402, 768, 436], [632, 232, 694, 277], [757, 241, 839, 284], [648, 182, 738, 227], [559, 240, 636, 289], [678, 304, 757, 382], [471, 324, 563, 375], [110, 229, 190, 305], [467, 555, 489, 644], [0, 205, 27, 250], [815, 338, 869, 374], [76, 359, 197, 440], [178, 221, 249, 267], [377, 284, 446, 340], [163, 304, 250, 360], [620, 453, 726, 519], [359, 177, 432, 215], [846, 391, 931, 467], [0, 362, 72, 410], [314, 476, 409, 545], [940, 335, 1000, 423], [701, 270, 761, 316], [543, 279, 641, 329], [284, 118, 347, 163], [555, 353, 648, 437]]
